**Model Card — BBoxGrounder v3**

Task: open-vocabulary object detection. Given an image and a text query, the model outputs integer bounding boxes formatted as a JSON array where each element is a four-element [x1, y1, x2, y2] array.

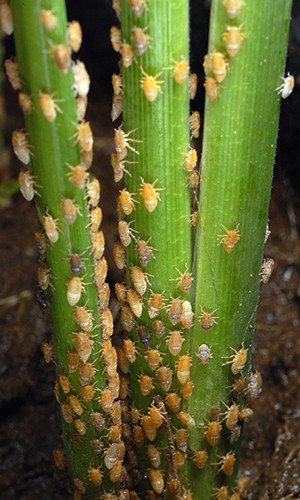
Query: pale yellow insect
[[127, 288, 143, 317], [67, 164, 89, 189], [112, 0, 121, 19], [67, 276, 84, 306], [75, 306, 93, 332], [111, 93, 123, 122], [204, 76, 219, 101], [61, 198, 80, 224], [86, 178, 100, 207], [12, 130, 31, 165], [223, 346, 248, 375], [128, 0, 149, 18], [121, 42, 134, 68], [51, 44, 71, 74], [113, 242, 126, 269], [218, 224, 240, 253], [72, 60, 90, 97], [189, 111, 201, 138], [223, 0, 245, 19], [189, 73, 198, 100], [140, 68, 164, 102], [43, 214, 59, 243], [41, 9, 57, 31], [18, 92, 33, 113], [18, 170, 38, 201], [276, 73, 294, 99], [118, 219, 136, 247], [114, 127, 141, 159], [67, 20, 82, 52], [110, 26, 122, 52], [73, 121, 93, 153], [181, 299, 194, 330], [260, 258, 274, 283], [76, 95, 87, 122], [4, 57, 20, 90], [119, 189, 136, 215], [130, 265, 148, 295], [211, 51, 229, 83], [176, 354, 192, 385], [223, 25, 245, 57], [89, 206, 102, 232], [247, 370, 262, 401], [110, 151, 134, 182], [131, 26, 151, 56], [139, 178, 162, 212], [97, 282, 110, 309], [39, 92, 62, 122], [0, 0, 13, 35], [112, 73, 123, 95]]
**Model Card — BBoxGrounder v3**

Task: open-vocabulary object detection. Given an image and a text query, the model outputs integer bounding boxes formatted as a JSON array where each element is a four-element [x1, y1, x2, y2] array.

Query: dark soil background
[[0, 1, 300, 499]]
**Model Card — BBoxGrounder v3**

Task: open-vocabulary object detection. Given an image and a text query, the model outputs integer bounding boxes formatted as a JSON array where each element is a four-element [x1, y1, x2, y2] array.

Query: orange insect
[[67, 164, 89, 189], [79, 362, 96, 385], [100, 307, 114, 339], [127, 288, 143, 317], [198, 306, 217, 330], [131, 265, 148, 295], [140, 69, 164, 102], [215, 485, 228, 500], [211, 52, 229, 83], [123, 338, 137, 363], [86, 178, 100, 208], [112, 73, 123, 95], [72, 60, 90, 98], [67, 350, 79, 372], [81, 384, 95, 401], [218, 224, 240, 253], [12, 130, 31, 165], [176, 428, 188, 452], [128, 0, 149, 17], [61, 198, 80, 224], [189, 73, 198, 100], [190, 209, 198, 227], [4, 57, 20, 90], [53, 448, 65, 470], [224, 403, 239, 431], [131, 26, 151, 56], [230, 376, 246, 399], [133, 425, 145, 447], [51, 44, 71, 74], [149, 405, 164, 428], [141, 415, 157, 441], [61, 402, 73, 423], [89, 206, 102, 232], [113, 242, 126, 270], [121, 42, 134, 68], [145, 349, 163, 371], [179, 411, 195, 427], [181, 379, 194, 400], [223, 25, 245, 58], [18, 92, 33, 113], [153, 319, 165, 338], [157, 366, 173, 392], [67, 276, 84, 306], [168, 297, 183, 326], [167, 330, 184, 356], [148, 468, 164, 495], [115, 282, 127, 305], [101, 388, 115, 412], [39, 92, 62, 122], [67, 20, 82, 53], [68, 394, 83, 415], [204, 76, 219, 101], [166, 392, 181, 412], [183, 148, 197, 172], [41, 9, 57, 31], [114, 126, 141, 159], [196, 344, 212, 365], [118, 219, 136, 247], [170, 58, 190, 84], [88, 467, 103, 486], [91, 412, 105, 432], [205, 421, 222, 446], [218, 451, 236, 476], [147, 293, 164, 318], [223, 0, 245, 19], [74, 121, 93, 153], [147, 444, 161, 468], [189, 111, 201, 138], [119, 189, 136, 215], [194, 450, 208, 469], [176, 450, 186, 470]]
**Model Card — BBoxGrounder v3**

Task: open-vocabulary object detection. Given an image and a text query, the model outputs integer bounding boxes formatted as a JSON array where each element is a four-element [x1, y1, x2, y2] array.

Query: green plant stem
[[120, 0, 192, 495], [11, 1, 115, 497], [185, 0, 293, 497]]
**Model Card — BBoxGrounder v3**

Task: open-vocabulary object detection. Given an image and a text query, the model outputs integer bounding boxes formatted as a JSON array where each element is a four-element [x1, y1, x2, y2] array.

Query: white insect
[[276, 73, 294, 99]]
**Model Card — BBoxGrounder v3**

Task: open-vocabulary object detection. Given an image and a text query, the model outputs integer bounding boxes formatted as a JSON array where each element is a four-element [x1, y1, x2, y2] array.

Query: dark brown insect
[[138, 326, 152, 346], [70, 253, 84, 275], [35, 285, 48, 313]]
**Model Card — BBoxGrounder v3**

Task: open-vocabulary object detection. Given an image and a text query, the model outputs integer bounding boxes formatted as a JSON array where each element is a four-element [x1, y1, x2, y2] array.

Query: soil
[[1, 2, 300, 498]]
